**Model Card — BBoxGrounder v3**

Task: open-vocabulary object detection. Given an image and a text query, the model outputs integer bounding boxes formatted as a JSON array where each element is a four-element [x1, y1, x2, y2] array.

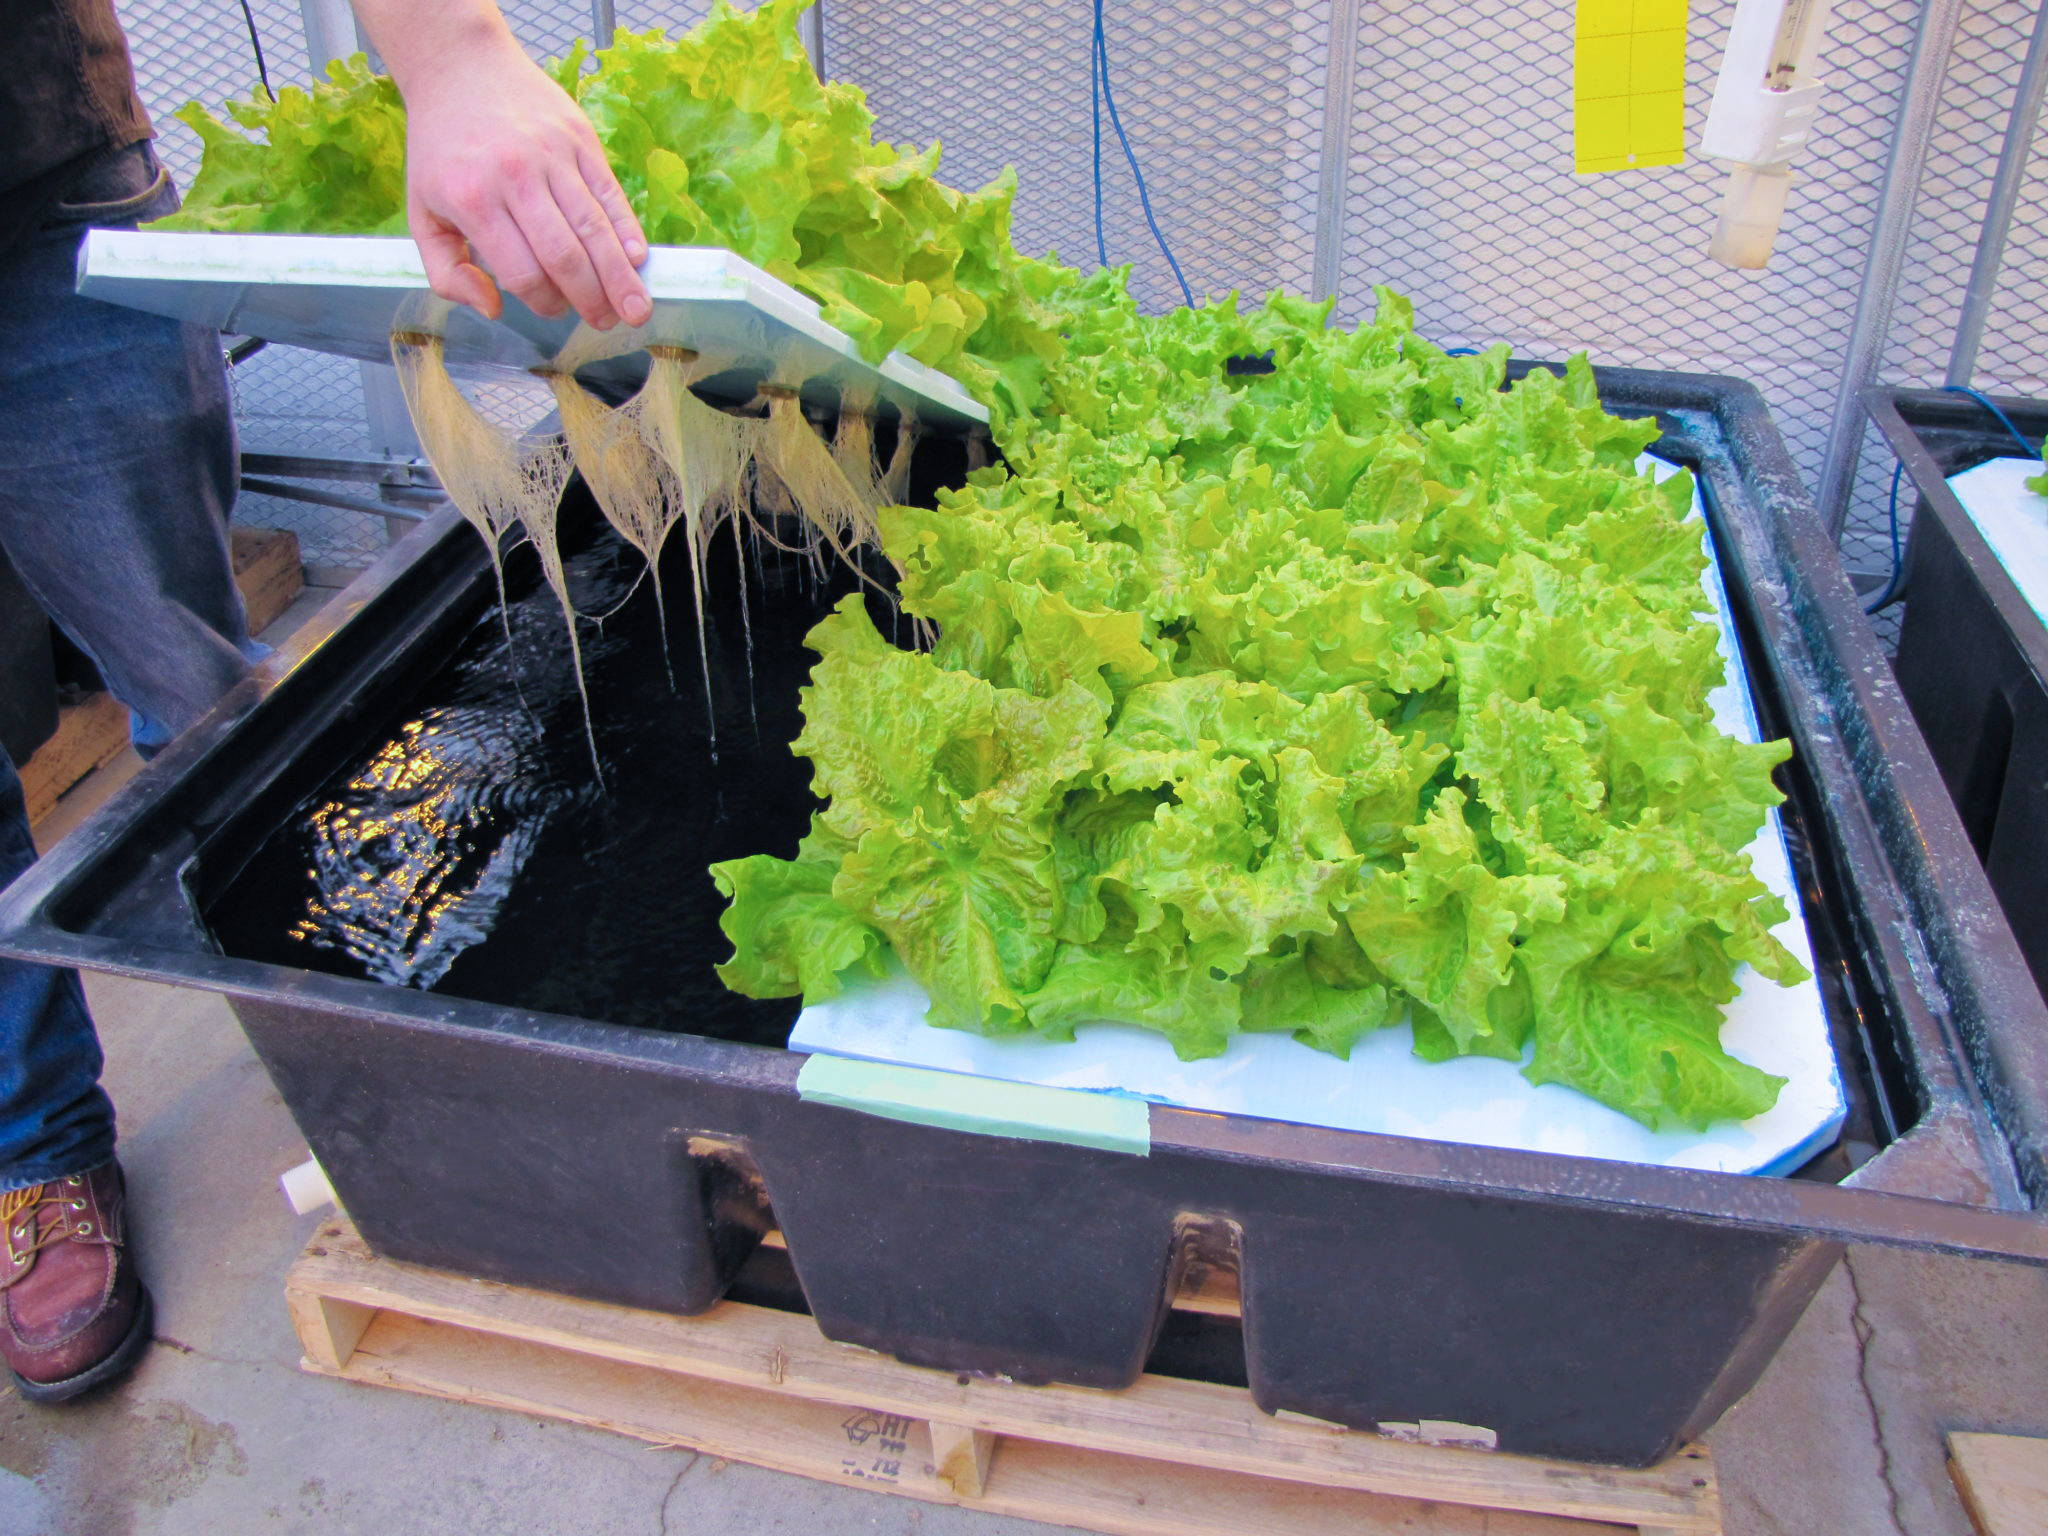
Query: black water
[[206, 493, 897, 1046]]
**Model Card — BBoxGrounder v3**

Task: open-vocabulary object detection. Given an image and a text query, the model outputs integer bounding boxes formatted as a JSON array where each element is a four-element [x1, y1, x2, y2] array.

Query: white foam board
[[75, 229, 985, 429], [792, 457, 1846, 1176], [1947, 457, 2048, 630]]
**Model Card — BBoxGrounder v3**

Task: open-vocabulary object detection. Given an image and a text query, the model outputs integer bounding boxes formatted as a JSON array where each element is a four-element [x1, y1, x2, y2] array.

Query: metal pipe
[[241, 451, 440, 487], [801, 1, 825, 79], [1310, 0, 1365, 304], [1946, 0, 2048, 388], [239, 477, 431, 522], [296, 0, 358, 72], [1815, 0, 1967, 538], [590, 0, 615, 45]]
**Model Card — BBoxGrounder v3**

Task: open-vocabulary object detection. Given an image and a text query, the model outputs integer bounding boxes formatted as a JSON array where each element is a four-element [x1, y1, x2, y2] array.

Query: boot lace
[[2, 1182, 86, 1274]]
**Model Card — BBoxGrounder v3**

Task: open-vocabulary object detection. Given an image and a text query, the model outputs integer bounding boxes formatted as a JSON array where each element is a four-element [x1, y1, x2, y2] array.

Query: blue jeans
[[0, 752, 107, 1193], [0, 142, 252, 1189]]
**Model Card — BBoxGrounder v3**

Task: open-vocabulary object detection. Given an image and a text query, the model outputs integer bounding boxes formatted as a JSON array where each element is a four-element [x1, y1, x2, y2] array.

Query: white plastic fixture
[[1700, 0, 1837, 270], [280, 1154, 338, 1216]]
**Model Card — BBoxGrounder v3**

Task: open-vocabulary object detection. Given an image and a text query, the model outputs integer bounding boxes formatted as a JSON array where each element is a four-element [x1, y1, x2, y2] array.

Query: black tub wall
[[8, 370, 2047, 1475], [1219, 1175, 1843, 1465], [751, 1102, 1185, 1391], [232, 995, 782, 1315], [231, 987, 1845, 1467]]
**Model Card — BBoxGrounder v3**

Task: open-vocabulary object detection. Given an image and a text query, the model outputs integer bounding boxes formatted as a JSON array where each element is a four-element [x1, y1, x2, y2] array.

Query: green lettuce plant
[[715, 283, 1809, 1131], [160, 0, 1807, 1128]]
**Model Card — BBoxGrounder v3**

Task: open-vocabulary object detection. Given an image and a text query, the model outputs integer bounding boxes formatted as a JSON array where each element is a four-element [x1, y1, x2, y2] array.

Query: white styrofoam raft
[[76, 229, 987, 429]]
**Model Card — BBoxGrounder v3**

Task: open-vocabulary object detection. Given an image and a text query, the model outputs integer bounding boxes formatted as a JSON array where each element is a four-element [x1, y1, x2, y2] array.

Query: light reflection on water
[[287, 708, 560, 986], [273, 537, 625, 988]]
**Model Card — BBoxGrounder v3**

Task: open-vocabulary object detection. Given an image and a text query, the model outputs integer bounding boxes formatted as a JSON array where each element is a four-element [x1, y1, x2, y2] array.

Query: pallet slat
[[230, 526, 304, 635], [1949, 1432, 2048, 1536], [288, 1220, 1720, 1536]]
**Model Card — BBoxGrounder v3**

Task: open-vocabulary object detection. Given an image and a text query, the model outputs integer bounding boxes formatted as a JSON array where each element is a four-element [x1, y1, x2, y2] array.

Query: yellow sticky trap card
[[1575, 0, 1689, 173]]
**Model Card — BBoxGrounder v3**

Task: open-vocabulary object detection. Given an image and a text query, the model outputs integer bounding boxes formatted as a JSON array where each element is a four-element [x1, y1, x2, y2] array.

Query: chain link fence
[[1337, 0, 1919, 553], [120, 0, 2045, 607], [829, 0, 1326, 315]]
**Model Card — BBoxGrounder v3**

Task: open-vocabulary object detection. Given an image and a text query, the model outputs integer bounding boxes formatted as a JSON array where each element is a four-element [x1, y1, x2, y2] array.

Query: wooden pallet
[[230, 525, 305, 635], [1949, 1432, 2048, 1536], [19, 691, 129, 826], [21, 527, 302, 825], [287, 1219, 1721, 1536]]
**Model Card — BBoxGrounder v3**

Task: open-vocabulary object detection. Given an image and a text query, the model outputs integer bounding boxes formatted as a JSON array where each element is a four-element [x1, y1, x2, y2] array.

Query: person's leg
[[0, 748, 112, 1189], [0, 745, 144, 1404], [0, 140, 236, 1400], [0, 142, 252, 752]]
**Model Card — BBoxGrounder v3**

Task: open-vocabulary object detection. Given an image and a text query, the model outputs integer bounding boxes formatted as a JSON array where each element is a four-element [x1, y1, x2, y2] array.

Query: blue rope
[[1864, 459, 1908, 615], [1941, 383, 2037, 457], [1864, 388, 2035, 616], [1092, 0, 1194, 308]]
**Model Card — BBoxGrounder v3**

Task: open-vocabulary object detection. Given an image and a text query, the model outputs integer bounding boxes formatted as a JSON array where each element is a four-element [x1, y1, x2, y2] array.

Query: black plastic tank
[[7, 367, 2048, 1469], [1864, 386, 2048, 1005]]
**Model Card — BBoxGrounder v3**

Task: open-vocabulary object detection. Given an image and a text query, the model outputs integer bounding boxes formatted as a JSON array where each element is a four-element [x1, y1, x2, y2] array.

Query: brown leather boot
[[0, 1162, 153, 1403]]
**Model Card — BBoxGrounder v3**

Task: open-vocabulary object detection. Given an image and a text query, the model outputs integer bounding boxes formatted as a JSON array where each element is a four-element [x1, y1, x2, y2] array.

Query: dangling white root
[[831, 380, 883, 508], [546, 364, 681, 689], [395, 326, 918, 781], [756, 385, 880, 567], [882, 406, 921, 505], [642, 348, 754, 722], [392, 330, 599, 776]]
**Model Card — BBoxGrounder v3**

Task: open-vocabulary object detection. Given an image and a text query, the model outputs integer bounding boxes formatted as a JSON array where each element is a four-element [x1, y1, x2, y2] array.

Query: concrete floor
[[5, 591, 2048, 1535]]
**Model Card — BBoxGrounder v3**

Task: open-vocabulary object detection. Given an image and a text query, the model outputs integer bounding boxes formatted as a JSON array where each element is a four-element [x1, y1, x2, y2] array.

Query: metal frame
[[1815, 0, 1970, 537], [1309, 0, 1363, 304]]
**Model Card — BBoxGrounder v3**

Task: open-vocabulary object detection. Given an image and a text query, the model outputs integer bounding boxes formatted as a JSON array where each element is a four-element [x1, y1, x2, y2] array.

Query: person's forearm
[[349, 0, 522, 103]]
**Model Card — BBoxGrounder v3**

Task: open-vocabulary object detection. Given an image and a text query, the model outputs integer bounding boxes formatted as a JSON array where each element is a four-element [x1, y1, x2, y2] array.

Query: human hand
[[396, 31, 652, 329]]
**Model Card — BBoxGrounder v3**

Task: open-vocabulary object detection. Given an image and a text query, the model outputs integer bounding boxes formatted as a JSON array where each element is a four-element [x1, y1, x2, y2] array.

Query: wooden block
[[19, 691, 130, 826], [289, 1218, 1722, 1536], [288, 1289, 377, 1374], [1950, 1432, 2048, 1536], [231, 526, 304, 635], [929, 1421, 993, 1497]]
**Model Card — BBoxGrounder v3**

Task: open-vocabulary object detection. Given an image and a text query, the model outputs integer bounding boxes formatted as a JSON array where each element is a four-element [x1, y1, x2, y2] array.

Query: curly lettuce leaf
[[722, 280, 1810, 1131]]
